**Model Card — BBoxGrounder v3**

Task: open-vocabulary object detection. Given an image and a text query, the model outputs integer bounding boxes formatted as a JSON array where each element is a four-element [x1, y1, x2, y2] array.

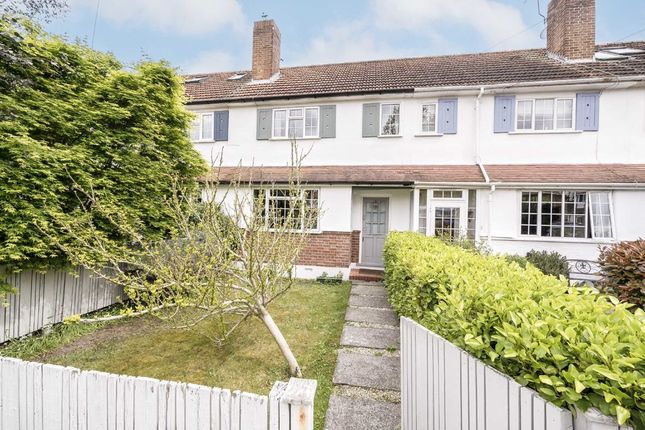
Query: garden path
[[324, 281, 401, 430]]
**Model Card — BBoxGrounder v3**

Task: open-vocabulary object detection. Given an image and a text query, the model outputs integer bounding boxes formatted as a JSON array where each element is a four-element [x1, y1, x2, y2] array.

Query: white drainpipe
[[474, 86, 495, 246]]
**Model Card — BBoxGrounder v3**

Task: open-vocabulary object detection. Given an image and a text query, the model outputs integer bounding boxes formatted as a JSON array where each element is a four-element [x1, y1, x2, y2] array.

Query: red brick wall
[[547, 0, 595, 60], [252, 20, 281, 80], [350, 230, 361, 263], [297, 231, 359, 267]]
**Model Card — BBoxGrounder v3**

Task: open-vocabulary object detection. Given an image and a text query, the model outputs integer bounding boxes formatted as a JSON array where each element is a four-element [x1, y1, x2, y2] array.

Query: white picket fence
[[400, 317, 632, 430], [0, 356, 316, 430], [0, 266, 122, 343]]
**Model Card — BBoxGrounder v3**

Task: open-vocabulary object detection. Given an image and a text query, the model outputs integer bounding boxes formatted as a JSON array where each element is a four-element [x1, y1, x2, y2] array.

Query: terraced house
[[184, 0, 645, 280]]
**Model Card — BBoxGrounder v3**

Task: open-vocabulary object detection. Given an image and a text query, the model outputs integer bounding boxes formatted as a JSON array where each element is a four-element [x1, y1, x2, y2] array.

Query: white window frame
[[271, 107, 320, 139], [514, 97, 575, 132], [419, 102, 438, 134], [255, 188, 320, 232], [190, 112, 214, 142], [518, 190, 615, 240], [379, 103, 401, 137]]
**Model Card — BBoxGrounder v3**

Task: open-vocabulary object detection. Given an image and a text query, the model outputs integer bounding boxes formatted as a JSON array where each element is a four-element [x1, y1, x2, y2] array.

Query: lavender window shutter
[[214, 111, 229, 141], [576, 93, 599, 131], [494, 96, 515, 133], [438, 99, 458, 134]]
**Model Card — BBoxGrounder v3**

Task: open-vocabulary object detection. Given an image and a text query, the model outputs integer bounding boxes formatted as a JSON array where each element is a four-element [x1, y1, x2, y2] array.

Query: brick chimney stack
[[547, 0, 596, 61], [252, 20, 281, 81]]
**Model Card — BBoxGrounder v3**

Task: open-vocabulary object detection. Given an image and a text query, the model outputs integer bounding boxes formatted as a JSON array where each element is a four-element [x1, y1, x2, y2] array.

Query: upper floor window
[[272, 107, 319, 139], [380, 103, 400, 136], [190, 112, 214, 141], [421, 103, 437, 133], [520, 190, 613, 239], [516, 98, 574, 131]]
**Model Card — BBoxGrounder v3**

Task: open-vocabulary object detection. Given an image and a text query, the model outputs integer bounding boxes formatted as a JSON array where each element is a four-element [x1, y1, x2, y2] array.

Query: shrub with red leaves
[[597, 239, 645, 309]]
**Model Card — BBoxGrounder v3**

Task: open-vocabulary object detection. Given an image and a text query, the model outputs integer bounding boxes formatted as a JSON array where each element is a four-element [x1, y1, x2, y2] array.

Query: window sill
[[504, 236, 615, 245], [377, 134, 403, 138], [508, 130, 583, 135], [191, 140, 226, 144], [269, 137, 321, 141], [414, 133, 443, 137]]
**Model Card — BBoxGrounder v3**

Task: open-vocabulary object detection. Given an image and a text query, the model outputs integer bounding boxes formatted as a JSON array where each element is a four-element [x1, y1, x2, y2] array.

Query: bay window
[[520, 191, 613, 239], [516, 97, 574, 131], [254, 188, 319, 230], [272, 107, 319, 138]]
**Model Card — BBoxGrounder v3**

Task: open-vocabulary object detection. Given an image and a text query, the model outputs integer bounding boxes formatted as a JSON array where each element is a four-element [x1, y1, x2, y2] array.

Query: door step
[[349, 267, 384, 282]]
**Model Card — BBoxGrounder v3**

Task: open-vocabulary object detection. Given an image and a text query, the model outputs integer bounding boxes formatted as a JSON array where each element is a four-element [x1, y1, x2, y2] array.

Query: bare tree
[[1, 0, 68, 20], [50, 145, 317, 377]]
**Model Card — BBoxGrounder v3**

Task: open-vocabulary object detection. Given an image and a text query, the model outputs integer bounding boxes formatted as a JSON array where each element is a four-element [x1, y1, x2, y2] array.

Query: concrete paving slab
[[333, 351, 400, 391], [345, 306, 399, 327], [324, 395, 401, 430], [351, 284, 389, 297], [348, 295, 391, 309], [340, 325, 400, 350]]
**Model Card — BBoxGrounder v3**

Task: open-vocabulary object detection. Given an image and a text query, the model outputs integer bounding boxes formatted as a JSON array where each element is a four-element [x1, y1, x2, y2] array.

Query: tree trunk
[[257, 303, 302, 377]]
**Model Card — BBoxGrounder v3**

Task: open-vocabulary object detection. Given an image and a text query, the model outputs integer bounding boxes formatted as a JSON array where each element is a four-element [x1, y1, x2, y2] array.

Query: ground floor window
[[434, 207, 461, 240], [253, 188, 319, 230], [520, 190, 613, 239], [418, 189, 427, 235]]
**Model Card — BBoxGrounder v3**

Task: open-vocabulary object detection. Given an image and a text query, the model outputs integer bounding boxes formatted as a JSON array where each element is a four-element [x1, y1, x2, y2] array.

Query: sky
[[44, 0, 645, 75]]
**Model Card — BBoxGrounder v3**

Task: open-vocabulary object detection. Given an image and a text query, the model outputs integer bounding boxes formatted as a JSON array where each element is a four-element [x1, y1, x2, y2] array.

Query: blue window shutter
[[438, 99, 458, 134], [494, 96, 515, 133], [257, 109, 272, 140], [362, 103, 379, 137], [214, 111, 229, 141], [320, 105, 336, 138], [576, 93, 599, 131]]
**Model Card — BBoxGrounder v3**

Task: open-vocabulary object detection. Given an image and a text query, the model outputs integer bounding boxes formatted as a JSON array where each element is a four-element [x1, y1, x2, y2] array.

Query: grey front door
[[361, 198, 389, 266]]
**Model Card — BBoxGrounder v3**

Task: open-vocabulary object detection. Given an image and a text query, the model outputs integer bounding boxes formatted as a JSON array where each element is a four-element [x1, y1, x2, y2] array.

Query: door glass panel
[[434, 207, 461, 240]]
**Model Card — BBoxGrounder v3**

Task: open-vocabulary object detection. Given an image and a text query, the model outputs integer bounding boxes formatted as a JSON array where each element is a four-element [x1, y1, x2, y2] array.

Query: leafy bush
[[504, 254, 529, 269], [0, 17, 206, 271], [598, 239, 645, 308], [384, 232, 644, 427], [526, 250, 570, 279]]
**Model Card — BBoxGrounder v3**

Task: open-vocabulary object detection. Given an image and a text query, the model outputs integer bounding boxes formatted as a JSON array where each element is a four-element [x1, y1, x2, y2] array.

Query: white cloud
[[180, 49, 241, 74], [72, 0, 245, 36], [370, 0, 538, 49], [289, 20, 416, 66]]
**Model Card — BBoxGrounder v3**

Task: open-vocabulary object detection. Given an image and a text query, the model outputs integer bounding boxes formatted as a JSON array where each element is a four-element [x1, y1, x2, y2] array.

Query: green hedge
[[383, 232, 644, 427]]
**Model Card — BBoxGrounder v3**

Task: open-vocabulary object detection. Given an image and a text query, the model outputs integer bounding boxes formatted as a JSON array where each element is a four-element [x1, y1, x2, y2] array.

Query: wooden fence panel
[[0, 356, 316, 430], [0, 267, 123, 343]]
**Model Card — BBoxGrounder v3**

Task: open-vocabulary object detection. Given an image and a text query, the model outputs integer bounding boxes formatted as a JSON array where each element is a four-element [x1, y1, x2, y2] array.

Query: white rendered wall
[[350, 188, 412, 233], [189, 86, 645, 167]]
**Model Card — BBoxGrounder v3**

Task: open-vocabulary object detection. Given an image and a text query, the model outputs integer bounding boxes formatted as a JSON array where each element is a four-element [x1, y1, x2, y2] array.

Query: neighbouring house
[[183, 0, 645, 280]]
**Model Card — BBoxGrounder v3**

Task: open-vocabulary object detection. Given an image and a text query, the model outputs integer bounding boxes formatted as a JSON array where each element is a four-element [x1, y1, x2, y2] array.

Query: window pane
[[288, 118, 304, 138], [422, 104, 436, 133], [434, 207, 460, 240], [304, 189, 319, 230], [517, 100, 533, 130], [540, 191, 562, 237], [273, 110, 286, 137], [190, 118, 201, 141], [534, 99, 554, 130], [563, 192, 587, 238], [556, 99, 573, 129], [201, 113, 214, 140], [520, 192, 539, 235], [381, 104, 400, 135], [467, 190, 476, 240], [418, 189, 427, 234], [289, 108, 303, 117], [305, 108, 319, 137], [589, 192, 613, 238]]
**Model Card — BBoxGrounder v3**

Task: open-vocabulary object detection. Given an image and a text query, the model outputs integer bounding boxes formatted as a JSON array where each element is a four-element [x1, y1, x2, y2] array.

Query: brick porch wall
[[298, 231, 361, 267]]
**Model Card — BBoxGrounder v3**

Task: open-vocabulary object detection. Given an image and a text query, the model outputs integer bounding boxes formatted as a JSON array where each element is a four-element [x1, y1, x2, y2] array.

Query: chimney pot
[[547, 0, 596, 60], [252, 20, 281, 81]]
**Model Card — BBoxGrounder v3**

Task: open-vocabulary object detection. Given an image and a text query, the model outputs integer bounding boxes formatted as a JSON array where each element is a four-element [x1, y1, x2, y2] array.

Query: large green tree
[[0, 17, 207, 278]]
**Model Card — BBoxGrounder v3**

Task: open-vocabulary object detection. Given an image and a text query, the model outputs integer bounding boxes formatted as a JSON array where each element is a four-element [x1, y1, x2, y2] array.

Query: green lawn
[[0, 280, 350, 429]]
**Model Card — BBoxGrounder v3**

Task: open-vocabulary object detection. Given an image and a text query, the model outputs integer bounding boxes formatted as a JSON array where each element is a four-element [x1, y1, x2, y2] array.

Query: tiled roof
[[206, 164, 645, 185], [185, 42, 645, 104], [486, 164, 645, 184]]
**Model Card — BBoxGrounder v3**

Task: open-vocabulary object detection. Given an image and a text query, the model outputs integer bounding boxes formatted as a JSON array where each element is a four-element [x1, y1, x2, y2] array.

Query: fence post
[[269, 377, 317, 430]]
